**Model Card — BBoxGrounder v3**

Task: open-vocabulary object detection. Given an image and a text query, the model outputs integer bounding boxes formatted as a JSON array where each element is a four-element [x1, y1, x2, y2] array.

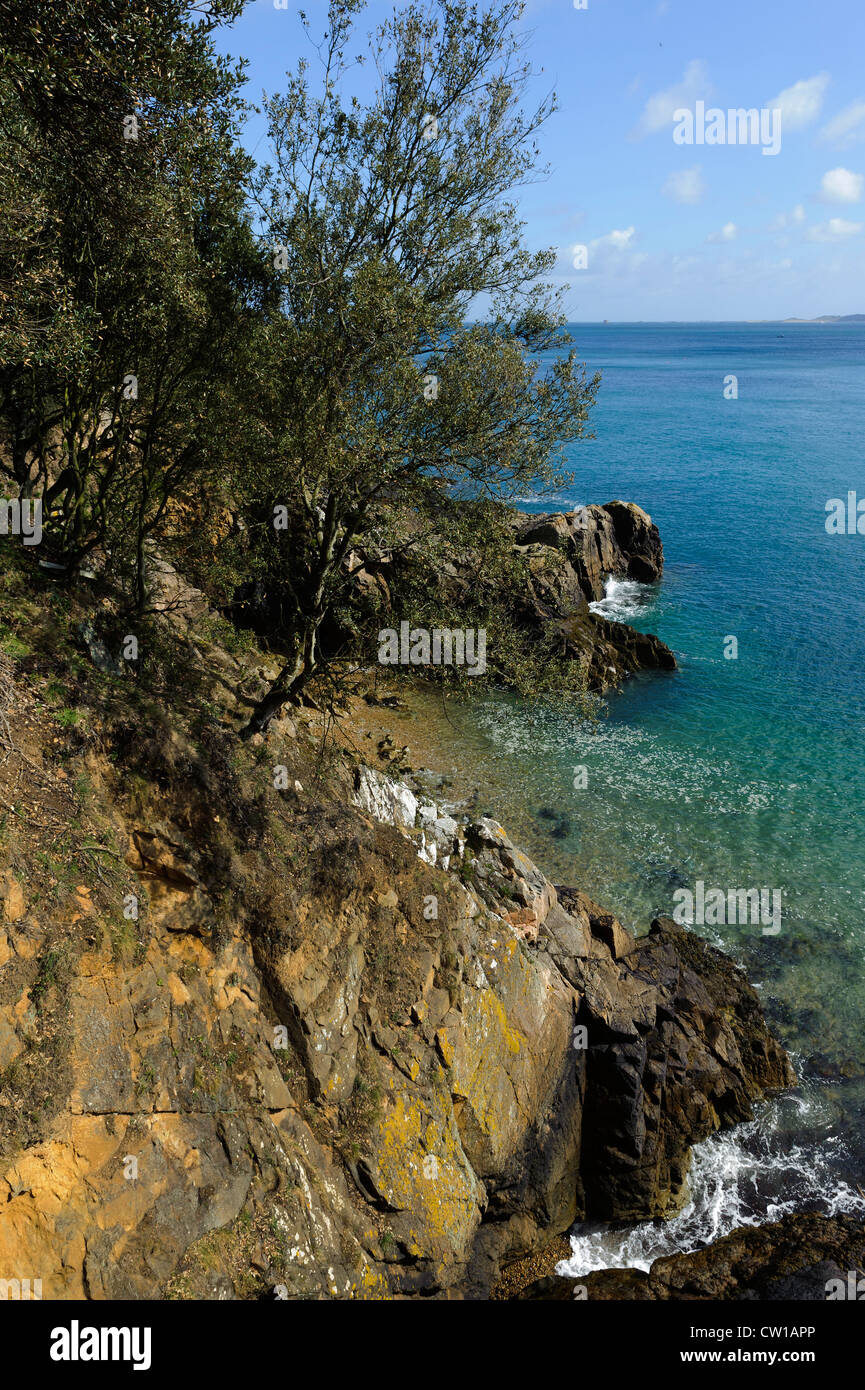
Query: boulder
[[518, 1213, 865, 1301], [573, 917, 795, 1219], [514, 501, 664, 604]]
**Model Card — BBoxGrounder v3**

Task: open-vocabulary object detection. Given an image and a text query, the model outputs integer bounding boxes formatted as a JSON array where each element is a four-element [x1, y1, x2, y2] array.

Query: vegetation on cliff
[[1, 0, 606, 726]]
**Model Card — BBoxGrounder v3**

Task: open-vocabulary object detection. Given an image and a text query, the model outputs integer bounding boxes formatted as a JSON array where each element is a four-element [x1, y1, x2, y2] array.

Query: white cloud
[[563, 227, 648, 280], [707, 222, 737, 242], [593, 227, 637, 251], [771, 204, 807, 230], [662, 165, 705, 205], [765, 73, 830, 131], [818, 167, 864, 203], [634, 60, 710, 137], [819, 99, 865, 147], [807, 217, 863, 242]]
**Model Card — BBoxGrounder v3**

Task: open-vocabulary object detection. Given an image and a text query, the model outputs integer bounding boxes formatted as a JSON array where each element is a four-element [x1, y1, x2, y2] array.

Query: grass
[[30, 948, 65, 1011], [0, 630, 31, 660]]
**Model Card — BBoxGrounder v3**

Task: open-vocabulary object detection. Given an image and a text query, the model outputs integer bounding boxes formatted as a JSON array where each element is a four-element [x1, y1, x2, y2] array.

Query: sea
[[440, 322, 865, 1273]]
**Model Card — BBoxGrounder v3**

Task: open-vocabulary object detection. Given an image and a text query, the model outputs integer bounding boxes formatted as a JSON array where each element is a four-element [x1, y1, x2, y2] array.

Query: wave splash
[[557, 1098, 865, 1280], [589, 575, 656, 622]]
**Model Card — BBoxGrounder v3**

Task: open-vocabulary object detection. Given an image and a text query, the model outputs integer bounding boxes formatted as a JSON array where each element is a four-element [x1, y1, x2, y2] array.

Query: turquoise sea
[[453, 323, 865, 1270]]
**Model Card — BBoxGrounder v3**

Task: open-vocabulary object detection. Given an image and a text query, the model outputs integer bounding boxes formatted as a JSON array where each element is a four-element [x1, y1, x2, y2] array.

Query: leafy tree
[[238, 0, 599, 734], [0, 0, 275, 603]]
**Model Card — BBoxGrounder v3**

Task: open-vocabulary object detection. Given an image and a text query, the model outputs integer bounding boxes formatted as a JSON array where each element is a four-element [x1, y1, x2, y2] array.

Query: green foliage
[[0, 0, 596, 720], [0, 0, 278, 600], [234, 0, 598, 730]]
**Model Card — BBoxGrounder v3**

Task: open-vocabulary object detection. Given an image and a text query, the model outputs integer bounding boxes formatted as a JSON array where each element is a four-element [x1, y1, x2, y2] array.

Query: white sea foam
[[557, 1098, 865, 1280], [589, 575, 655, 622]]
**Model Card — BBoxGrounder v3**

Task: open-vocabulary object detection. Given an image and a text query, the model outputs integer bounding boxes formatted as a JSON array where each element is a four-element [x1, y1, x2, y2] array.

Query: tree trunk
[[239, 676, 299, 737], [239, 621, 318, 738]]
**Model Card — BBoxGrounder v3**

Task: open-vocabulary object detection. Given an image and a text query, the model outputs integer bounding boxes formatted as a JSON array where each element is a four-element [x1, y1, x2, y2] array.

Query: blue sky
[[214, 0, 865, 320]]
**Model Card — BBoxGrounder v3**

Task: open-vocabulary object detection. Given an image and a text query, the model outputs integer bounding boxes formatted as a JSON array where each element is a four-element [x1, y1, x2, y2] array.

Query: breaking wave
[[557, 1094, 865, 1279]]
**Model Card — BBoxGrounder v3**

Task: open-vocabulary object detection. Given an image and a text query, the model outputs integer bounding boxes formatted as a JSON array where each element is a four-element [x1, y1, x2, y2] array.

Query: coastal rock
[[338, 498, 676, 695], [0, 648, 791, 1300], [602, 501, 665, 586], [351, 765, 418, 829], [517, 1213, 865, 1300], [464, 818, 558, 936], [508, 505, 675, 689], [572, 916, 795, 1219], [513, 500, 664, 603]]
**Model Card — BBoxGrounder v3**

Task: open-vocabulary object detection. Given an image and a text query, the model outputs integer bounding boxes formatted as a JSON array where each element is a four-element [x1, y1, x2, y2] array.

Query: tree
[[238, 0, 599, 734], [0, 0, 275, 603]]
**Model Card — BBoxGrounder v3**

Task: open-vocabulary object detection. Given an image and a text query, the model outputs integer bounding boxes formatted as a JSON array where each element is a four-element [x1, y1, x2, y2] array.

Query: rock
[[602, 500, 664, 585], [417, 805, 460, 868], [348, 498, 674, 696], [2, 878, 25, 922], [514, 501, 664, 604], [351, 766, 418, 830], [125, 828, 214, 937], [502, 508, 676, 691], [518, 1213, 865, 1301], [573, 916, 795, 1219], [464, 819, 557, 929], [576, 896, 636, 960], [0, 682, 793, 1302], [513, 513, 574, 551]]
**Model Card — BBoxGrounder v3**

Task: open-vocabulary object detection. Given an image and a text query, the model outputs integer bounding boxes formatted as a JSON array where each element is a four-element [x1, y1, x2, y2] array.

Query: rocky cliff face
[[0, 667, 791, 1299], [507, 501, 675, 688], [0, 522, 786, 1302], [512, 500, 666, 600]]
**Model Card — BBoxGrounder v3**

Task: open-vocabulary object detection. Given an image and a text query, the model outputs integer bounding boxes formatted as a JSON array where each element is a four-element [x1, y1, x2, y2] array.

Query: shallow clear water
[[452, 323, 865, 1266]]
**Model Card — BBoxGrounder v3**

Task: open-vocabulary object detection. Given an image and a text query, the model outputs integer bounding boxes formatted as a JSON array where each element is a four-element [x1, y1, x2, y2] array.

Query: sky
[[213, 0, 865, 321]]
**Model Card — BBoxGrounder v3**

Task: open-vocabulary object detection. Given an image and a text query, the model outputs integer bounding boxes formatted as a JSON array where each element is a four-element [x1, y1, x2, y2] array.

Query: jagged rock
[[351, 765, 418, 829], [518, 1213, 865, 1301], [464, 818, 557, 934], [513, 501, 664, 603], [504, 506, 676, 689], [603, 500, 664, 585], [572, 917, 795, 1220]]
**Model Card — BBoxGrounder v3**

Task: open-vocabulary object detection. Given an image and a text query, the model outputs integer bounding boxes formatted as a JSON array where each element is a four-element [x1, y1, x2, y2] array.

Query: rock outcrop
[[233, 499, 677, 695], [517, 1213, 865, 1300], [0, 734, 793, 1299], [564, 911, 795, 1220], [513, 500, 665, 601]]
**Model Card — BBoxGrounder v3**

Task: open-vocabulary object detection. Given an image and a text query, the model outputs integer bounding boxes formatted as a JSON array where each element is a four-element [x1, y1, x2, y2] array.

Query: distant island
[[777, 314, 865, 323]]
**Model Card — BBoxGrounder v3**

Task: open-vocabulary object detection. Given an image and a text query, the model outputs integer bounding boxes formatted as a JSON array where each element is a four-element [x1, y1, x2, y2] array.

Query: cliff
[[0, 566, 788, 1298], [238, 499, 677, 696]]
